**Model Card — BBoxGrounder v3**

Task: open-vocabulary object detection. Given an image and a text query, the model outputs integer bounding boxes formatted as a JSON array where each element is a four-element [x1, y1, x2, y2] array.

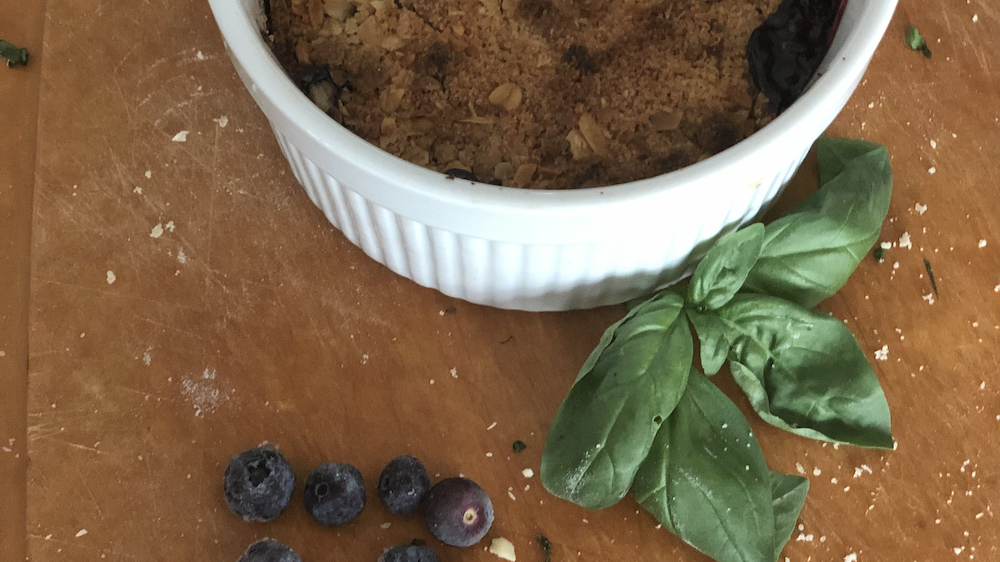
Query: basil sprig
[[542, 137, 893, 562]]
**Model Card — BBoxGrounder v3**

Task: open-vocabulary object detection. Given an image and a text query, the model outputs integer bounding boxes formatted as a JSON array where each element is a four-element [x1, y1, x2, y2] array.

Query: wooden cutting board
[[10, 0, 1000, 560]]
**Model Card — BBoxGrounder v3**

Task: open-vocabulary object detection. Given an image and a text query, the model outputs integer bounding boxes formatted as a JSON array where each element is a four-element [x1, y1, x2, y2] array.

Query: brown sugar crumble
[[267, 0, 782, 189]]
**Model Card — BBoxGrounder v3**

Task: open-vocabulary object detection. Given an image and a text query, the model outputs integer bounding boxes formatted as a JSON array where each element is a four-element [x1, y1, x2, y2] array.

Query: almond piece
[[295, 40, 312, 65], [578, 113, 609, 157], [513, 163, 537, 188], [566, 129, 592, 160], [488, 83, 523, 112], [650, 111, 682, 131], [323, 0, 356, 21], [308, 0, 325, 28]]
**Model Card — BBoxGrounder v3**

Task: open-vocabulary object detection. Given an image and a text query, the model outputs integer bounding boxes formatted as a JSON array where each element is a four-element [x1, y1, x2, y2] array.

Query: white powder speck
[[486, 452, 493, 457], [196, 50, 205, 60], [976, 512, 985, 519], [880, 241, 892, 250], [508, 489, 517, 501], [928, 166, 936, 174], [954, 547, 965, 555], [106, 271, 116, 284], [171, 131, 189, 142], [165, 221, 176, 232], [844, 553, 858, 562], [180, 369, 230, 416], [796, 462, 805, 474], [923, 293, 936, 305], [144, 170, 152, 179], [874, 345, 889, 361], [75, 529, 87, 538], [930, 140, 937, 149], [994, 284, 1000, 293], [142, 347, 152, 366], [831, 477, 839, 484], [915, 203, 927, 215], [429, 379, 435, 385], [522, 468, 534, 478], [489, 537, 517, 561], [980, 381, 986, 390], [177, 248, 187, 264], [214, 115, 229, 128], [973, 13, 978, 22], [133, 186, 142, 194], [796, 533, 814, 542], [450, 367, 458, 378], [487, 421, 497, 430], [150, 223, 164, 238], [380, 522, 391, 529], [899, 232, 912, 249], [978, 239, 987, 248], [813, 467, 822, 476]]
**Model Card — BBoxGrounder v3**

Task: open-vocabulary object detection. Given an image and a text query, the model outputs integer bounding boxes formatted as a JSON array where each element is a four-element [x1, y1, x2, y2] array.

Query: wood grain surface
[[2, 0, 999, 561]]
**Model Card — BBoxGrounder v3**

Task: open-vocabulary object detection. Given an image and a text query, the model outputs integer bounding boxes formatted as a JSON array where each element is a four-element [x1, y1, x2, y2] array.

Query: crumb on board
[[489, 537, 517, 561], [874, 345, 889, 361], [171, 130, 189, 142]]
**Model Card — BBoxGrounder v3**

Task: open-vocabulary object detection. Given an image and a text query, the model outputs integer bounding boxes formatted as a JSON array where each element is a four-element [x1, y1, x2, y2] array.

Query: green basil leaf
[[743, 137, 892, 308], [719, 294, 893, 449], [770, 473, 809, 561], [541, 292, 693, 509], [688, 223, 765, 310], [633, 372, 776, 562], [685, 309, 730, 376]]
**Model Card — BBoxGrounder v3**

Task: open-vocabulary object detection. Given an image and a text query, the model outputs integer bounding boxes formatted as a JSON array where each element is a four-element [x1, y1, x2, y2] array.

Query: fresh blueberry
[[236, 538, 302, 562], [423, 477, 494, 547], [224, 445, 296, 522], [304, 462, 366, 526], [378, 455, 430, 515], [377, 544, 440, 562]]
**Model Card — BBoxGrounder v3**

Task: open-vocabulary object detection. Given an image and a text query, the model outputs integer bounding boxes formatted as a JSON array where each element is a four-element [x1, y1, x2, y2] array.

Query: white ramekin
[[208, 0, 897, 311]]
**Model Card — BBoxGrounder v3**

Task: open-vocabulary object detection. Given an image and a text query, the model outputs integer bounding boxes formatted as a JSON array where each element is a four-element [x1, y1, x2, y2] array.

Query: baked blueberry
[[236, 538, 302, 562], [378, 455, 430, 515], [304, 462, 366, 526], [378, 544, 440, 562], [224, 445, 296, 522]]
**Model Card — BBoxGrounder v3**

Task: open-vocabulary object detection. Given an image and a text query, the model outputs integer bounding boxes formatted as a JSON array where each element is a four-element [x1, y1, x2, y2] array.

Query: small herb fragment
[[511, 440, 527, 453], [0, 40, 29, 68], [873, 247, 887, 262], [924, 258, 938, 296], [536, 534, 552, 562], [906, 25, 932, 58]]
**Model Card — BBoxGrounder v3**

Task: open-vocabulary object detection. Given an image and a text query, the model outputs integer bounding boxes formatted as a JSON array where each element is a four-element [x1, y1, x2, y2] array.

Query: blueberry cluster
[[223, 446, 495, 561]]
